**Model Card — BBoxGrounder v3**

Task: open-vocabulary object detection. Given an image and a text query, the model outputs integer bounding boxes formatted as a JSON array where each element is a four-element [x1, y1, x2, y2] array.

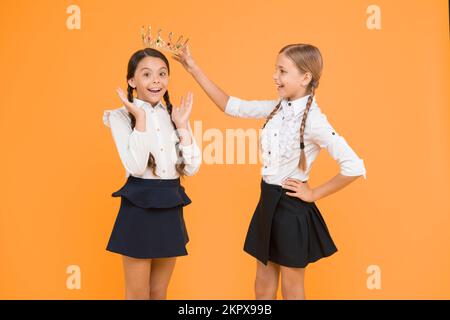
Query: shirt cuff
[[179, 141, 201, 163], [179, 143, 194, 155], [179, 142, 197, 156], [133, 127, 149, 134], [224, 96, 241, 117], [103, 110, 113, 127], [340, 159, 367, 179]]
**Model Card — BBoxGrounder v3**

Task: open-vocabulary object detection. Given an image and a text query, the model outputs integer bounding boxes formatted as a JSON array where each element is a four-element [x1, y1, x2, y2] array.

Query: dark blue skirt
[[243, 179, 338, 268], [106, 175, 191, 259]]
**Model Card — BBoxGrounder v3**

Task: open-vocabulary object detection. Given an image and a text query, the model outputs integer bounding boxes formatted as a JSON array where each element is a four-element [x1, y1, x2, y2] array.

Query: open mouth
[[148, 88, 162, 94]]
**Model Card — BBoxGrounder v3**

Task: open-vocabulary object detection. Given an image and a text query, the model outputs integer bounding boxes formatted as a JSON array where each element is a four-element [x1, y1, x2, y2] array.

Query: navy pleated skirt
[[106, 175, 191, 259], [244, 179, 338, 268]]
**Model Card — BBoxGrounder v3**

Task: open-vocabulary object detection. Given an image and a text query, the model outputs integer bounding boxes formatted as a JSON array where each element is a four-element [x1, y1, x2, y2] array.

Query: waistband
[[112, 176, 190, 208], [261, 178, 307, 190], [260, 178, 314, 205], [127, 175, 181, 187]]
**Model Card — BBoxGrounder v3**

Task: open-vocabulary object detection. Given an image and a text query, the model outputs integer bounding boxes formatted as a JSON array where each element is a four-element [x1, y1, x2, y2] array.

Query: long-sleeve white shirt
[[103, 97, 201, 179], [225, 94, 366, 185]]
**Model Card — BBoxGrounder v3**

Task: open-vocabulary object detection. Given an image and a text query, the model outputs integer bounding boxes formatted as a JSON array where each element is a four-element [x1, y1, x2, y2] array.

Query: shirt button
[[288, 102, 292, 106], [274, 133, 277, 136], [268, 151, 271, 155], [162, 169, 166, 173], [160, 147, 164, 151], [282, 117, 285, 120], [264, 166, 267, 168], [332, 132, 335, 135], [157, 128, 160, 131]]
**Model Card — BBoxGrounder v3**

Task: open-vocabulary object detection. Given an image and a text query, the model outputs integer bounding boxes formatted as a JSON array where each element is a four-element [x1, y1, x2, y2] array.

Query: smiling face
[[128, 56, 169, 106], [273, 52, 312, 101]]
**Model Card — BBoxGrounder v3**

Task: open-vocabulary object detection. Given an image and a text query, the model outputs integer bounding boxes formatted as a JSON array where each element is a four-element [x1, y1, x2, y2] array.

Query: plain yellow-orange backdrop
[[0, 0, 449, 299]]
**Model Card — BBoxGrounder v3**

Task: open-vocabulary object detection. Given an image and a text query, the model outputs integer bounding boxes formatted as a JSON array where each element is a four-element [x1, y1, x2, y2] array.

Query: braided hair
[[263, 44, 323, 171], [125, 48, 186, 177], [163, 90, 186, 176], [298, 81, 317, 171], [261, 101, 281, 129]]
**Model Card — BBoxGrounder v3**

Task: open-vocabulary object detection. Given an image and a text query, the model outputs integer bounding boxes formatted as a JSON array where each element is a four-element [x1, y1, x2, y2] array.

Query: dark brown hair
[[125, 48, 186, 176]]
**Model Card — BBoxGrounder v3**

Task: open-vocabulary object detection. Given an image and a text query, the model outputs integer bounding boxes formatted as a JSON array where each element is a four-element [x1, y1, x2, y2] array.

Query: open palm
[[171, 92, 193, 127], [116, 87, 145, 117]]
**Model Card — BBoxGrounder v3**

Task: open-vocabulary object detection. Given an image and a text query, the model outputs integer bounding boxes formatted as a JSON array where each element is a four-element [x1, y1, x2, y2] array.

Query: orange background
[[0, 0, 449, 299]]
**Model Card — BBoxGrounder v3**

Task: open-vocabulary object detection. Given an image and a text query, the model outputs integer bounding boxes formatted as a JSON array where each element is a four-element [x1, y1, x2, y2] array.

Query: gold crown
[[141, 26, 189, 55]]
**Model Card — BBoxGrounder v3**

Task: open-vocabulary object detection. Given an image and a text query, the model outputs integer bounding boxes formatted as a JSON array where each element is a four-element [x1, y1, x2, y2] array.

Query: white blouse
[[103, 97, 202, 179], [225, 94, 366, 185]]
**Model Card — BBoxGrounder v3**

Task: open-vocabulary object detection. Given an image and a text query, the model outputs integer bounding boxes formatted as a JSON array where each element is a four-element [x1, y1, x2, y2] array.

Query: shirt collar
[[133, 97, 166, 110], [280, 94, 316, 115]]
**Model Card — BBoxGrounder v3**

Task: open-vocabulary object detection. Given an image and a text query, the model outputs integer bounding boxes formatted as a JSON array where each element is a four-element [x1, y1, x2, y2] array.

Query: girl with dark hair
[[103, 48, 201, 299]]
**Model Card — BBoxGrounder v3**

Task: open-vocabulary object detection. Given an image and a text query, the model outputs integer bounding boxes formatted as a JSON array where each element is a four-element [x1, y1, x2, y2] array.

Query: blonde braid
[[298, 83, 317, 171], [262, 101, 282, 129]]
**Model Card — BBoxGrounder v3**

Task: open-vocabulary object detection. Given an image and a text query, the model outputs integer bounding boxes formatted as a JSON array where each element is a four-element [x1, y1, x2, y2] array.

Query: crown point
[[140, 25, 189, 55]]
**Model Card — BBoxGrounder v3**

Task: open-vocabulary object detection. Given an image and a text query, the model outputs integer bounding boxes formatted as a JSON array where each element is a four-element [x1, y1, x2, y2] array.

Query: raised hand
[[116, 87, 145, 118], [171, 92, 193, 128], [172, 45, 197, 73]]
